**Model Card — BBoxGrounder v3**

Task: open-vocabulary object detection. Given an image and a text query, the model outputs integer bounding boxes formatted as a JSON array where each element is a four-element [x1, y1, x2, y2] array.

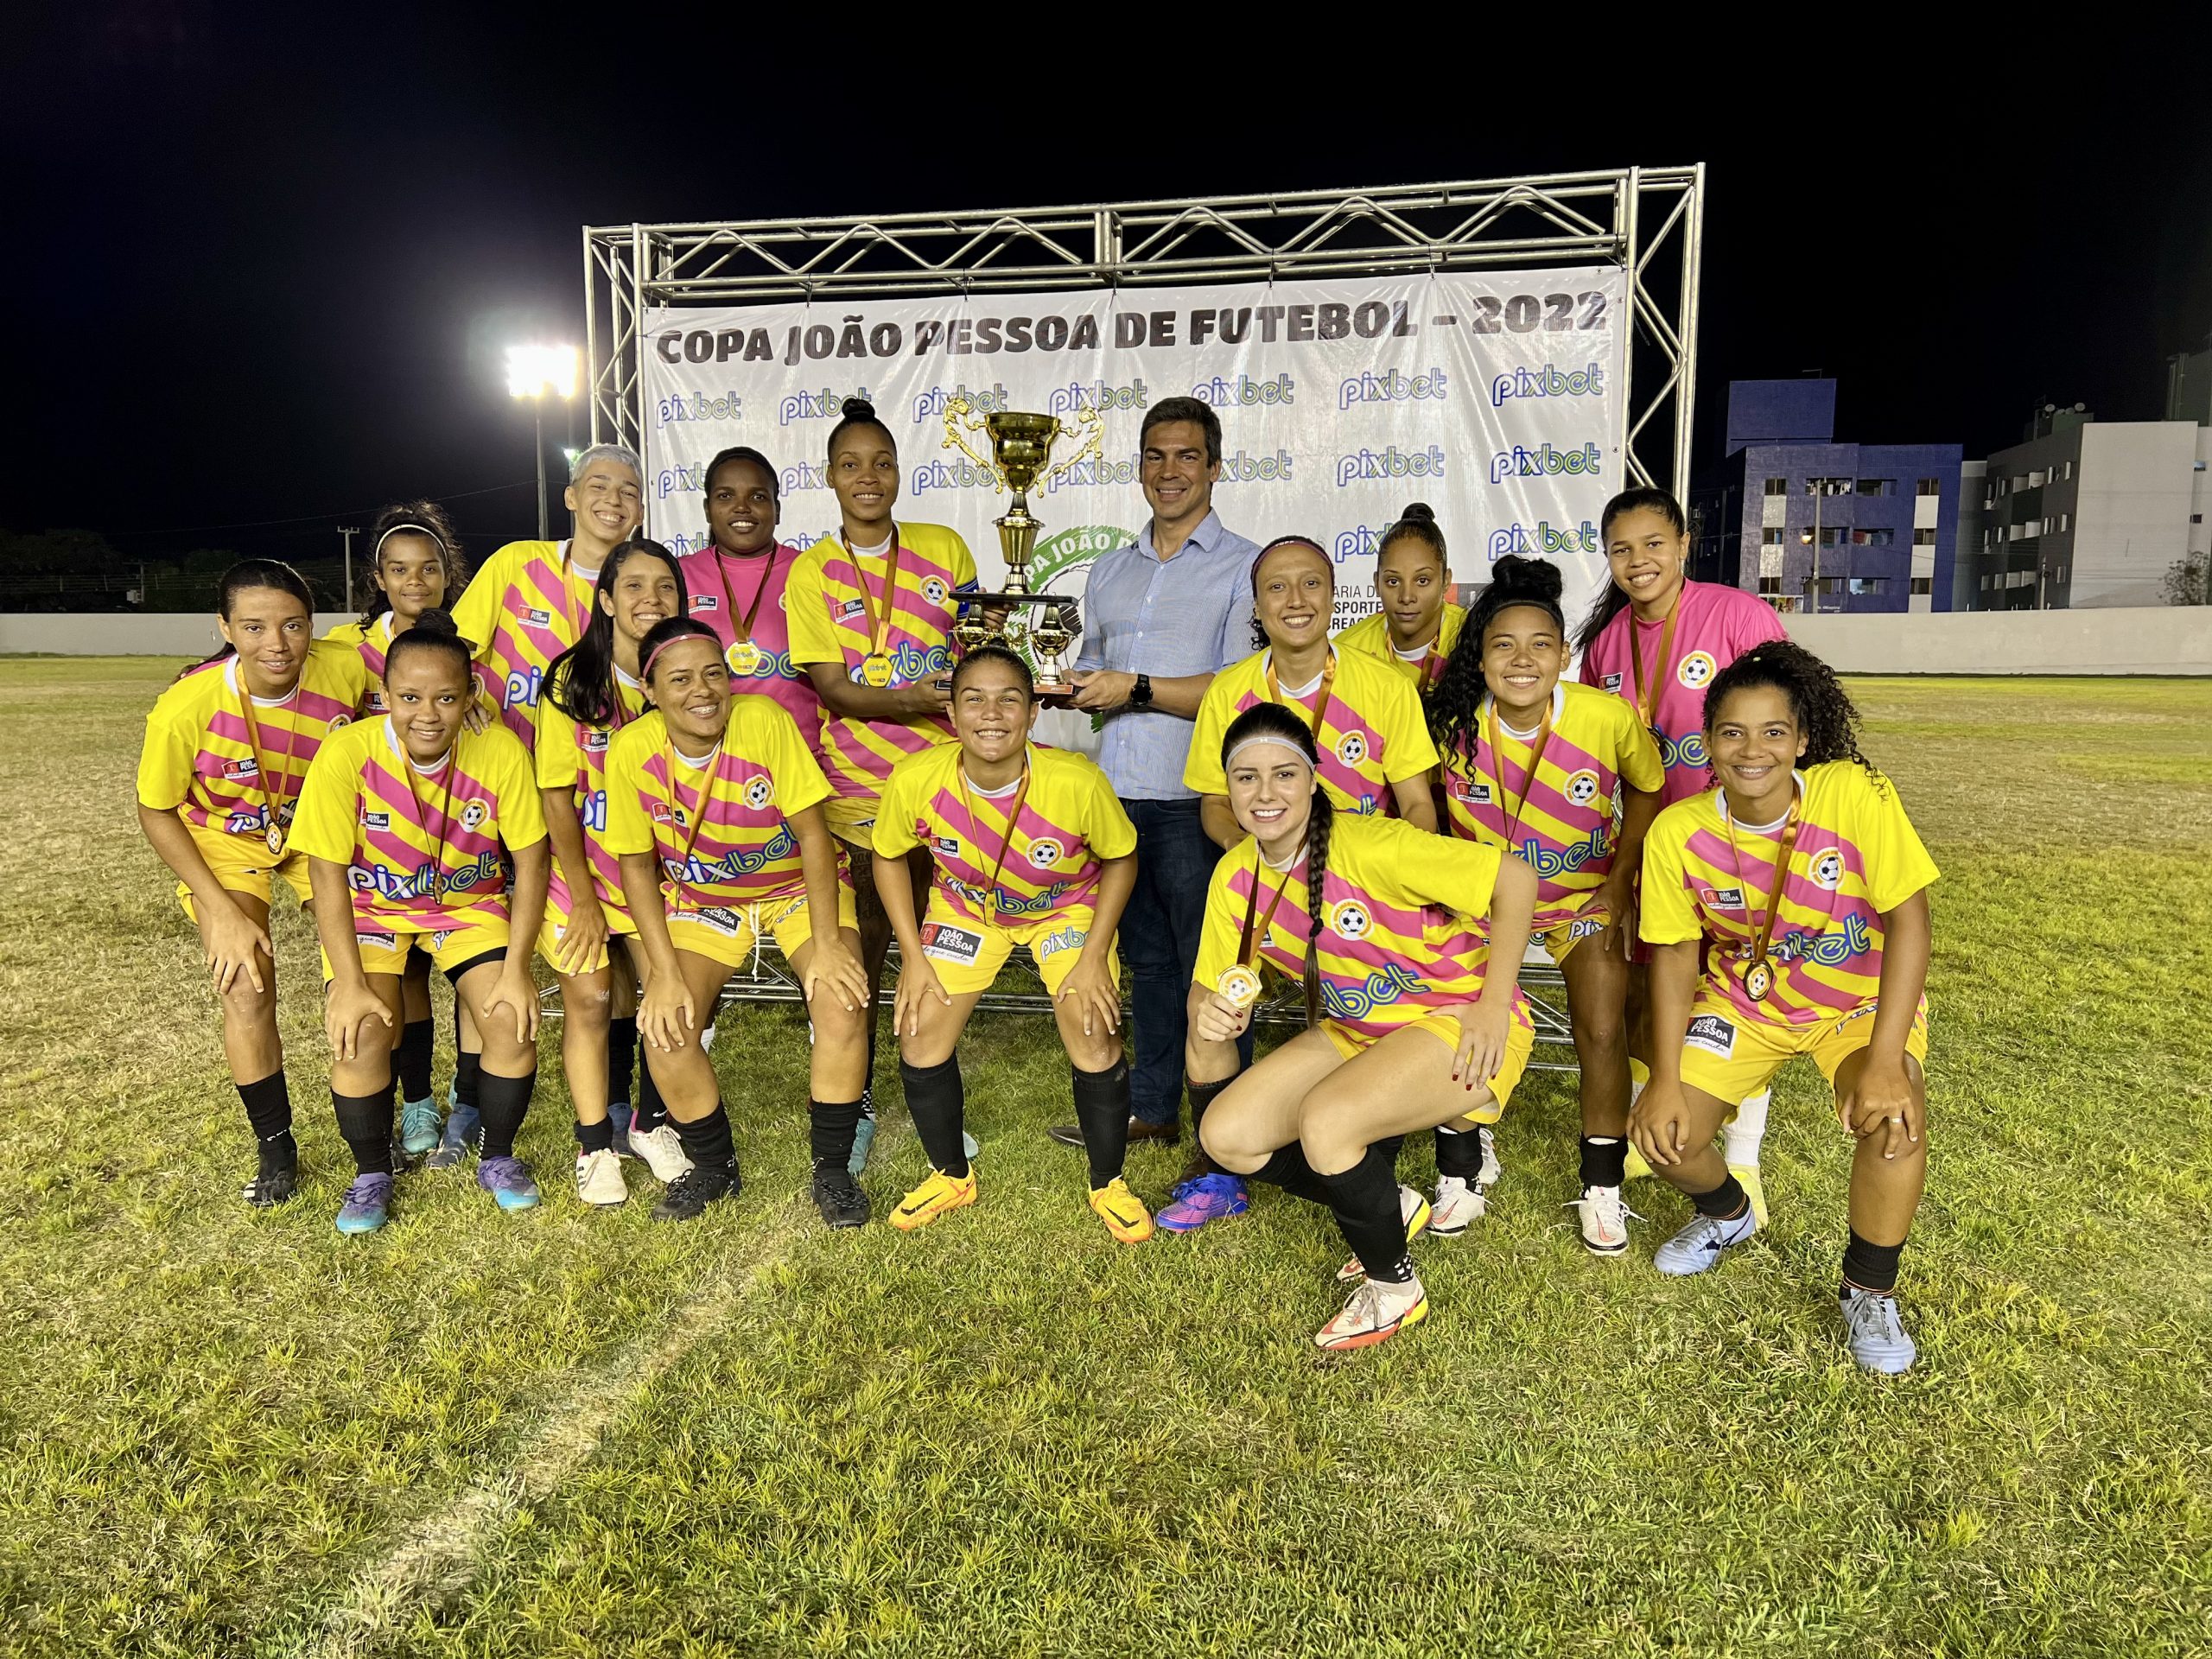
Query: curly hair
[[1427, 555, 1566, 766], [1703, 640, 1877, 775]]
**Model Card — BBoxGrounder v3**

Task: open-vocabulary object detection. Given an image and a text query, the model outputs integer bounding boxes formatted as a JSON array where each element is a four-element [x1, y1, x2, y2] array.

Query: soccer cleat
[[628, 1122, 694, 1185], [1154, 1172, 1250, 1234], [334, 1173, 393, 1235], [1088, 1177, 1154, 1243], [1338, 1185, 1433, 1282], [1652, 1207, 1758, 1276], [1427, 1174, 1489, 1239], [398, 1096, 442, 1158], [1840, 1287, 1917, 1375], [476, 1155, 541, 1212], [848, 1089, 877, 1177], [243, 1140, 297, 1208], [651, 1159, 739, 1222], [1729, 1162, 1770, 1228], [1568, 1184, 1636, 1256], [888, 1167, 978, 1231], [1315, 1275, 1430, 1351], [811, 1165, 871, 1229], [1477, 1124, 1503, 1187], [425, 1097, 481, 1171], [608, 1101, 636, 1161], [575, 1148, 627, 1206]]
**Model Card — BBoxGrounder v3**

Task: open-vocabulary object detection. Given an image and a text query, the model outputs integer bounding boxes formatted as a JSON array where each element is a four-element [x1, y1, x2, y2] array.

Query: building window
[[2059, 512, 2069, 532], [1854, 528, 1895, 547], [2062, 461, 2072, 481], [1916, 477, 1941, 496], [1759, 546, 1784, 578], [1847, 577, 1888, 594], [1910, 576, 1932, 595], [2194, 514, 2204, 525], [1913, 528, 1936, 545], [1858, 479, 1896, 497], [1763, 477, 1789, 497], [1758, 575, 1783, 595], [1761, 527, 1784, 544]]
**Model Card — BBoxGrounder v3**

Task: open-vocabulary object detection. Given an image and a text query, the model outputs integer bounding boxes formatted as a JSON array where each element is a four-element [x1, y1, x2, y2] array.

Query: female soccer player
[[452, 444, 645, 748], [786, 397, 979, 1154], [1334, 502, 1465, 690], [678, 445, 824, 751], [324, 499, 470, 1159], [869, 646, 1148, 1241], [1428, 556, 1664, 1251], [537, 537, 690, 1205], [1630, 643, 1936, 1374], [137, 560, 367, 1205], [291, 610, 550, 1234], [610, 618, 872, 1226], [1579, 486, 1789, 1214], [1187, 703, 1537, 1350]]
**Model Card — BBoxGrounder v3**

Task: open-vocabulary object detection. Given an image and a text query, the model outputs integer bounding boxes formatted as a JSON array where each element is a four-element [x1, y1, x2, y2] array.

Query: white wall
[[1783, 606, 2211, 675], [2072, 423, 2198, 607], [0, 613, 359, 657]]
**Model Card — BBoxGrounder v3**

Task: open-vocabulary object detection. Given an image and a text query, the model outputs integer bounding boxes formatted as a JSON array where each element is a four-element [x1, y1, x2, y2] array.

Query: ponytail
[[1301, 787, 1334, 1028], [1578, 486, 1688, 653]]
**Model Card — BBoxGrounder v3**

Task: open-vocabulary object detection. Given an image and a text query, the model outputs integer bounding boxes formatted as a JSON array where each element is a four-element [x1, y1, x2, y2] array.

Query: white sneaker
[[1427, 1173, 1489, 1238], [575, 1147, 628, 1206], [629, 1122, 694, 1185], [1568, 1184, 1634, 1255], [1477, 1124, 1503, 1187]]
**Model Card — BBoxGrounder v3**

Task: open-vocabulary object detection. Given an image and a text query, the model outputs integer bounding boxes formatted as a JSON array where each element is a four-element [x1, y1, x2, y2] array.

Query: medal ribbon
[[234, 679, 299, 839], [1236, 849, 1298, 968], [1483, 700, 1556, 846], [657, 741, 723, 890], [846, 531, 903, 664], [1627, 592, 1683, 729], [714, 544, 780, 656], [1264, 649, 1338, 750], [397, 739, 460, 904], [955, 758, 1033, 925], [1725, 783, 1805, 989]]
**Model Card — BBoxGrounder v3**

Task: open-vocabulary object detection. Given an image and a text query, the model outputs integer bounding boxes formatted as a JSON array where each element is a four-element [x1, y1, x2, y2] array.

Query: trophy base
[[1032, 682, 1080, 707]]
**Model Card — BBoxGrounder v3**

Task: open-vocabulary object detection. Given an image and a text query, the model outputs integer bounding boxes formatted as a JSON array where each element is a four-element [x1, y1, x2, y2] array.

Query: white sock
[[1725, 1090, 1771, 1167]]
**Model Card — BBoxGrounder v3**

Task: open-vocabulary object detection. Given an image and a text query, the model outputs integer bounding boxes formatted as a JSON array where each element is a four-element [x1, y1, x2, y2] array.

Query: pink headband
[[641, 631, 712, 681]]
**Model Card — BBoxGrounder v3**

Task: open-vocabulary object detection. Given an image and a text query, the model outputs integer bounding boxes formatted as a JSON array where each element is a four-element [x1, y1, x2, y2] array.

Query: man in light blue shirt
[[1046, 397, 1259, 1230]]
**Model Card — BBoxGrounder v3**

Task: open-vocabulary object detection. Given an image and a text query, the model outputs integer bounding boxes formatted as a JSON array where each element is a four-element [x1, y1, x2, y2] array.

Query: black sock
[[1580, 1135, 1629, 1188], [676, 1100, 736, 1169], [1186, 1075, 1234, 1174], [576, 1116, 613, 1154], [395, 1019, 434, 1103], [809, 1097, 863, 1172], [1689, 1172, 1751, 1220], [633, 1046, 669, 1132], [1841, 1230, 1904, 1294], [1435, 1124, 1484, 1182], [1321, 1144, 1414, 1286], [333, 1084, 394, 1177], [1247, 1142, 1332, 1206], [607, 1017, 637, 1107], [454, 1049, 482, 1113], [237, 1071, 294, 1156], [477, 1068, 535, 1160], [1071, 1059, 1131, 1188], [899, 1055, 969, 1178]]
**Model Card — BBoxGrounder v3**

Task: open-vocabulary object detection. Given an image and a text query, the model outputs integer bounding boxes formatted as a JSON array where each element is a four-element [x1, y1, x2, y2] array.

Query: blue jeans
[[1120, 798, 1249, 1127]]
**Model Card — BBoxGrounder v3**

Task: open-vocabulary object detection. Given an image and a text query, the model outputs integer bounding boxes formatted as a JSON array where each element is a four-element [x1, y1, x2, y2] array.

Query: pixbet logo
[[778, 386, 874, 426], [1488, 521, 1599, 558], [1490, 360, 1605, 407], [656, 391, 743, 428], [1191, 372, 1295, 409], [1046, 378, 1148, 418], [911, 382, 1009, 424], [1335, 444, 1445, 490], [1338, 368, 1448, 410], [1489, 441, 1603, 484]]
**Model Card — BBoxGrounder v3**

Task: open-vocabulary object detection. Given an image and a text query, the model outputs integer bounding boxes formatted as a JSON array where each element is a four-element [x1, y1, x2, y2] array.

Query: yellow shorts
[[664, 882, 861, 970], [1678, 994, 1930, 1104], [913, 898, 1117, 997], [333, 914, 512, 981], [1536, 897, 1613, 966], [537, 885, 636, 975], [177, 823, 311, 920], [823, 794, 880, 850], [1318, 1003, 1536, 1124]]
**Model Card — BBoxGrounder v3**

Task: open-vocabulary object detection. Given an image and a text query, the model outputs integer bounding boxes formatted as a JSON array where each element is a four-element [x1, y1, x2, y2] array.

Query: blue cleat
[[1840, 1287, 1917, 1375], [476, 1155, 541, 1212], [335, 1173, 394, 1236], [1154, 1172, 1249, 1234], [398, 1096, 443, 1158], [1652, 1209, 1758, 1277], [426, 1096, 481, 1171]]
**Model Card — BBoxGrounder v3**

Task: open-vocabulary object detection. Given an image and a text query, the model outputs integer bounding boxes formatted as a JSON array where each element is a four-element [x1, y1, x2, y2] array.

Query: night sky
[[8, 11, 2209, 568]]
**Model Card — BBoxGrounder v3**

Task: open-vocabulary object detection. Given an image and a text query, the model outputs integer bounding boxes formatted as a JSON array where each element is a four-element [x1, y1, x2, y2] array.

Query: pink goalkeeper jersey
[[1579, 580, 1787, 808], [674, 542, 823, 755]]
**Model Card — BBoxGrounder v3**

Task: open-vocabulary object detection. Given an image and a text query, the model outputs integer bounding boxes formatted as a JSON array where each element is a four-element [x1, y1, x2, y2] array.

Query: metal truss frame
[[584, 167, 1705, 499]]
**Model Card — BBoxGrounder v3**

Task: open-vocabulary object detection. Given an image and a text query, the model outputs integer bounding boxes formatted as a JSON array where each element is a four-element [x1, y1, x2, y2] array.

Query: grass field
[[3, 659, 2209, 1658]]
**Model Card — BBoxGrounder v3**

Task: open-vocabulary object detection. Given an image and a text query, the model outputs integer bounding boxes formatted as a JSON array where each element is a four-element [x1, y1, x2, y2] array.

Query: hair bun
[[1489, 555, 1563, 604], [1400, 501, 1436, 524], [412, 607, 460, 637], [840, 397, 877, 421]]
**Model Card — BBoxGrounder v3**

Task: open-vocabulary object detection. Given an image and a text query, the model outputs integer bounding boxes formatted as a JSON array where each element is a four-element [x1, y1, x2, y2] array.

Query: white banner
[[639, 269, 1626, 635]]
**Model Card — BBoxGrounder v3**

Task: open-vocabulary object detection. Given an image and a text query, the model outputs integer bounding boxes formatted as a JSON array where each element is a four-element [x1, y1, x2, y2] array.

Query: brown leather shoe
[[1047, 1116, 1180, 1149]]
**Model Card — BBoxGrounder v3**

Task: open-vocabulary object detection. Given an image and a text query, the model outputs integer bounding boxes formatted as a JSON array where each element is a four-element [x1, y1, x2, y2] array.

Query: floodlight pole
[[534, 404, 549, 541], [340, 524, 360, 615]]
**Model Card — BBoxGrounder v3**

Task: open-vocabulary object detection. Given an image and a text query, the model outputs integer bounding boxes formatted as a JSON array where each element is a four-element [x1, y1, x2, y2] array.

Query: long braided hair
[[1220, 702, 1335, 1026]]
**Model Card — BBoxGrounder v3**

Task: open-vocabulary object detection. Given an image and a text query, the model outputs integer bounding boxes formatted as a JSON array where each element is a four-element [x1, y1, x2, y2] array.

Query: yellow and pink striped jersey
[[321, 613, 399, 714], [534, 666, 650, 930], [871, 743, 1135, 929], [137, 644, 366, 842], [1335, 601, 1468, 692], [289, 715, 546, 932], [1185, 646, 1440, 817], [1193, 812, 1527, 1043], [675, 542, 825, 755], [1640, 760, 1939, 1027], [449, 539, 600, 750], [785, 523, 976, 800], [603, 702, 832, 911], [1440, 681, 1664, 931]]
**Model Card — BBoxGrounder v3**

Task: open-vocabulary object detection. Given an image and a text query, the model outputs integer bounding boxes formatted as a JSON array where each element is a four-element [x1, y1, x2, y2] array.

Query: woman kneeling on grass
[[291, 610, 549, 1233], [1630, 642, 1936, 1375], [870, 645, 1148, 1242], [1192, 703, 1538, 1351], [611, 618, 871, 1226], [137, 559, 367, 1206]]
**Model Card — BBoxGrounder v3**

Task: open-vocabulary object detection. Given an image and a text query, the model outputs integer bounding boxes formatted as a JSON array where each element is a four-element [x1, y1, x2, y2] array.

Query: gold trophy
[[941, 398, 1106, 702]]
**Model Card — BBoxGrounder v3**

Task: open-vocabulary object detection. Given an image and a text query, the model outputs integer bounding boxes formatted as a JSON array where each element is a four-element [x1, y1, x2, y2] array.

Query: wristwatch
[[1129, 673, 1154, 709]]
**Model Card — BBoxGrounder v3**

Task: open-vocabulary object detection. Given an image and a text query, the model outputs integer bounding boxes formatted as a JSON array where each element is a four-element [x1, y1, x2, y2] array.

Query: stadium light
[[507, 345, 581, 537]]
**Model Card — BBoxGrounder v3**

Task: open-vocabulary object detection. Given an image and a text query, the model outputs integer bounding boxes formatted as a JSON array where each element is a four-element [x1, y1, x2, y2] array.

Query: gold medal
[[860, 652, 893, 688], [728, 639, 762, 677], [1745, 959, 1773, 1002], [1217, 964, 1263, 1010], [1724, 783, 1804, 1013], [265, 822, 286, 857]]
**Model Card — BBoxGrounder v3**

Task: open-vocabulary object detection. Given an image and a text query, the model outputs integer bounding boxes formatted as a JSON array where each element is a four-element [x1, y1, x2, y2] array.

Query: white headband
[[1223, 733, 1316, 775], [374, 522, 448, 557]]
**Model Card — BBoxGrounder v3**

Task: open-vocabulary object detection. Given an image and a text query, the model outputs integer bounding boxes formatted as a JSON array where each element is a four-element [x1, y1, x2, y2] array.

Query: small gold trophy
[[941, 399, 1106, 702]]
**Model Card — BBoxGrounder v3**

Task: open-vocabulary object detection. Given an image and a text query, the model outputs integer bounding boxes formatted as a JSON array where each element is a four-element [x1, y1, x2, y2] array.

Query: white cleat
[[628, 1123, 695, 1185], [1567, 1184, 1636, 1255], [575, 1147, 628, 1206], [1427, 1173, 1490, 1238]]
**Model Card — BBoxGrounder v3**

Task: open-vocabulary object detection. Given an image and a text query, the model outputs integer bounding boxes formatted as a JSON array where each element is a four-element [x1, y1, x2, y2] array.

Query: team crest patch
[[328, 713, 352, 729], [1810, 849, 1846, 890], [1027, 837, 1065, 868], [919, 921, 983, 964], [1332, 900, 1373, 940], [1685, 1013, 1737, 1056], [742, 774, 773, 810], [1700, 886, 1747, 910], [1565, 769, 1601, 807], [921, 575, 950, 607], [1336, 731, 1370, 767], [1677, 651, 1718, 690], [459, 800, 489, 831]]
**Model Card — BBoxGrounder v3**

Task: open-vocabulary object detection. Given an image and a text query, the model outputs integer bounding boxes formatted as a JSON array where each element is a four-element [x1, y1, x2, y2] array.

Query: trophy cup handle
[[1035, 403, 1106, 490], [939, 396, 1006, 490]]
